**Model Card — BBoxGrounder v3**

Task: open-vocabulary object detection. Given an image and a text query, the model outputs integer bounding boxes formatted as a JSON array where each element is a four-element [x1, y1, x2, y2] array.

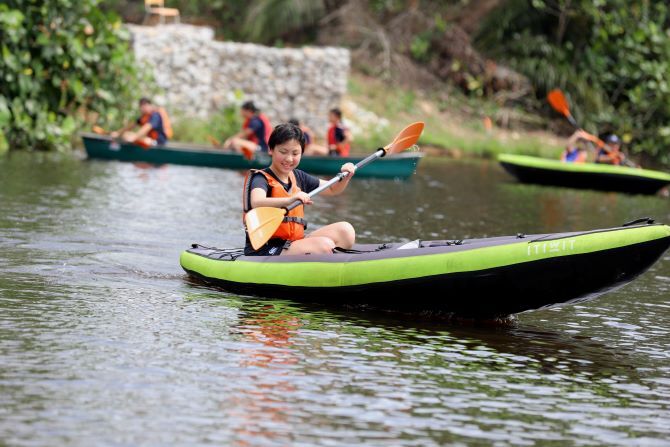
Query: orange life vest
[[138, 112, 159, 142], [158, 107, 173, 139], [597, 148, 623, 165], [138, 107, 172, 143], [243, 113, 272, 145], [242, 169, 306, 242], [327, 123, 350, 157]]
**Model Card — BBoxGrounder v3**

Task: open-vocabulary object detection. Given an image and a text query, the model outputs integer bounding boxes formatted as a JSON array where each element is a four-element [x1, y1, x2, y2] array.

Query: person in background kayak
[[327, 108, 352, 157], [288, 118, 328, 156], [111, 97, 171, 148], [242, 123, 356, 256], [595, 134, 627, 165], [224, 101, 271, 154], [561, 129, 596, 163]]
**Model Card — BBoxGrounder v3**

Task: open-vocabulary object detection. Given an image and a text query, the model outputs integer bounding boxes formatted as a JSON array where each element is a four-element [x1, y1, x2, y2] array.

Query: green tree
[[243, 0, 326, 44], [0, 0, 142, 151], [476, 0, 670, 162]]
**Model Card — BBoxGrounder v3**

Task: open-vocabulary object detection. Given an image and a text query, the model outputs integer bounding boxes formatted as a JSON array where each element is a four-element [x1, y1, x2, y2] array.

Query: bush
[[171, 105, 242, 145], [476, 0, 670, 163], [0, 0, 143, 151]]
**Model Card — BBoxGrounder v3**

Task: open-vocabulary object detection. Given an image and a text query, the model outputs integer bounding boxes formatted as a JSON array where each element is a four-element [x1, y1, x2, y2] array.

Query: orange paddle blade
[[206, 134, 222, 147], [242, 147, 255, 161], [245, 207, 287, 250], [384, 122, 424, 154], [547, 89, 570, 118], [92, 125, 106, 135]]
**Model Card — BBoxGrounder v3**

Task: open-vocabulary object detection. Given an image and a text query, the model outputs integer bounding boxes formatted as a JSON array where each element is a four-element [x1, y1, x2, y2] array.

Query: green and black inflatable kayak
[[499, 154, 670, 194], [180, 220, 670, 318]]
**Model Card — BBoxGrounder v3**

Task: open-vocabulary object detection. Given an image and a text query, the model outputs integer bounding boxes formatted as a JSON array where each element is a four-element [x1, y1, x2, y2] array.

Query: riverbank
[[347, 73, 564, 159], [169, 72, 564, 160]]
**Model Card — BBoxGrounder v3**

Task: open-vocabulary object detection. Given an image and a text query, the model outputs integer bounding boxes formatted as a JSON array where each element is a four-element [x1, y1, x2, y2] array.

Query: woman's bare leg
[[227, 137, 258, 154], [308, 222, 355, 249], [281, 222, 355, 255], [282, 236, 335, 255]]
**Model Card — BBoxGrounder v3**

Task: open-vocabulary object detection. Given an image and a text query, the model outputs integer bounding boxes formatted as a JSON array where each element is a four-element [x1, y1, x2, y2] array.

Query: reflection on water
[[1, 153, 669, 446]]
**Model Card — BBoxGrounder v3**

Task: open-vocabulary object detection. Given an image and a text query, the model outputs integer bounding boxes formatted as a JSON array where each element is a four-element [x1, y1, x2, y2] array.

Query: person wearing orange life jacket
[[111, 97, 172, 148], [595, 134, 628, 165], [561, 129, 595, 163], [327, 108, 352, 157], [288, 118, 328, 156], [224, 101, 272, 154], [242, 123, 356, 256]]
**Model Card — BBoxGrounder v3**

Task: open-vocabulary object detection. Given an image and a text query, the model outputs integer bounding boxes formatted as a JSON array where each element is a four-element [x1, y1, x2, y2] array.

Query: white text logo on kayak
[[527, 239, 576, 256]]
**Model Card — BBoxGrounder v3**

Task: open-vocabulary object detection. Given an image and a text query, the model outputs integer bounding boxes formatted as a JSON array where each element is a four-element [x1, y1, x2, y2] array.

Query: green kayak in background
[[81, 133, 423, 179], [499, 153, 670, 195]]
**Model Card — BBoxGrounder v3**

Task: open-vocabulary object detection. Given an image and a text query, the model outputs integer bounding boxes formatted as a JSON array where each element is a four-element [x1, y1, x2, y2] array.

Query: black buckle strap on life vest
[[622, 217, 655, 227], [283, 216, 307, 229]]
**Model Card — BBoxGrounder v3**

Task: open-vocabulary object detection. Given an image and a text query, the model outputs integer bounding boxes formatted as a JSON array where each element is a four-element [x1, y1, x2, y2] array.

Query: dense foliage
[[5, 0, 670, 162], [0, 0, 142, 151], [101, 0, 325, 44], [476, 0, 670, 161]]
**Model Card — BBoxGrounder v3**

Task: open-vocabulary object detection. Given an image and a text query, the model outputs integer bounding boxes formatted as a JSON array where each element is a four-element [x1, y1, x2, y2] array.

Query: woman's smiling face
[[270, 139, 302, 177]]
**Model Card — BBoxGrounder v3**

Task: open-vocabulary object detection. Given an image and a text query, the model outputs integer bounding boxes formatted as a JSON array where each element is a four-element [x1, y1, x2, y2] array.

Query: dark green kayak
[[81, 133, 423, 179], [499, 153, 670, 195]]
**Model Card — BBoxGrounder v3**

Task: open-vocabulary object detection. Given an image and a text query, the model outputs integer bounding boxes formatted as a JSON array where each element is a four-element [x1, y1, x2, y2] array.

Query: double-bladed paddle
[[547, 89, 636, 168], [245, 121, 425, 250]]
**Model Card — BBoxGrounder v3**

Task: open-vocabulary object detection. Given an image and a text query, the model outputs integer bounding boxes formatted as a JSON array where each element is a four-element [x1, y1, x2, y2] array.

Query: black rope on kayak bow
[[190, 244, 245, 260], [424, 240, 463, 247], [622, 217, 655, 227], [333, 246, 391, 254]]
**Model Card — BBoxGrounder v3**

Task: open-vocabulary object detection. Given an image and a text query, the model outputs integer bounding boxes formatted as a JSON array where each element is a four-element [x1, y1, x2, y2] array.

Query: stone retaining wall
[[128, 24, 350, 134]]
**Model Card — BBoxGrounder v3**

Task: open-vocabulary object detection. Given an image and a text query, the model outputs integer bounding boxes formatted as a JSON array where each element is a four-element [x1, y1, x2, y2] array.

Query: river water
[[1, 152, 669, 446]]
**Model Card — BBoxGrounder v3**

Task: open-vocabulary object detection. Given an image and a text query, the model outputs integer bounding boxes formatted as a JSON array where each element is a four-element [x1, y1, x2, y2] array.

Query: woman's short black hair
[[288, 118, 300, 126], [329, 107, 342, 119], [241, 101, 258, 113], [139, 97, 152, 106], [269, 123, 306, 153]]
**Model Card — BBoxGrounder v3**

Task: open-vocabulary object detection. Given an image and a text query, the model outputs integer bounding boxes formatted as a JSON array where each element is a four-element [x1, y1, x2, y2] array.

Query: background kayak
[[499, 153, 670, 194], [81, 133, 423, 179]]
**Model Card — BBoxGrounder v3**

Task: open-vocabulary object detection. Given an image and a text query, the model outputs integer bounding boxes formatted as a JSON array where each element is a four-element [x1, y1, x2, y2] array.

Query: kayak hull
[[499, 154, 670, 194], [81, 133, 423, 179], [180, 223, 670, 318]]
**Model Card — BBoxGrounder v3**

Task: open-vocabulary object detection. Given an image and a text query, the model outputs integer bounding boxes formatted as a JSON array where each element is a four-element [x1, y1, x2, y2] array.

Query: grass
[[164, 72, 564, 161], [347, 73, 564, 159], [170, 106, 241, 145], [0, 131, 7, 154]]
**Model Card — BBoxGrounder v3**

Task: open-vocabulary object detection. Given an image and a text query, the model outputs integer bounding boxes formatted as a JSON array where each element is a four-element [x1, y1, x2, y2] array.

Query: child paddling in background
[[288, 118, 328, 156], [242, 123, 356, 256]]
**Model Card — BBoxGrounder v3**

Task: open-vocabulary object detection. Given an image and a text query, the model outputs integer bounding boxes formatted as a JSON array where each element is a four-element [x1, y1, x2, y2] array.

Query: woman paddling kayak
[[242, 123, 356, 256]]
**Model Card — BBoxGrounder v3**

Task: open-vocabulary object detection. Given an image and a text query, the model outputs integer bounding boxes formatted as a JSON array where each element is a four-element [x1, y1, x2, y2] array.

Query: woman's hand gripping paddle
[[245, 122, 425, 250], [547, 89, 636, 167]]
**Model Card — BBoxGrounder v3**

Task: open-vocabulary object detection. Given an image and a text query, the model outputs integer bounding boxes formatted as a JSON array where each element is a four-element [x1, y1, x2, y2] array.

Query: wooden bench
[[143, 0, 180, 25]]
